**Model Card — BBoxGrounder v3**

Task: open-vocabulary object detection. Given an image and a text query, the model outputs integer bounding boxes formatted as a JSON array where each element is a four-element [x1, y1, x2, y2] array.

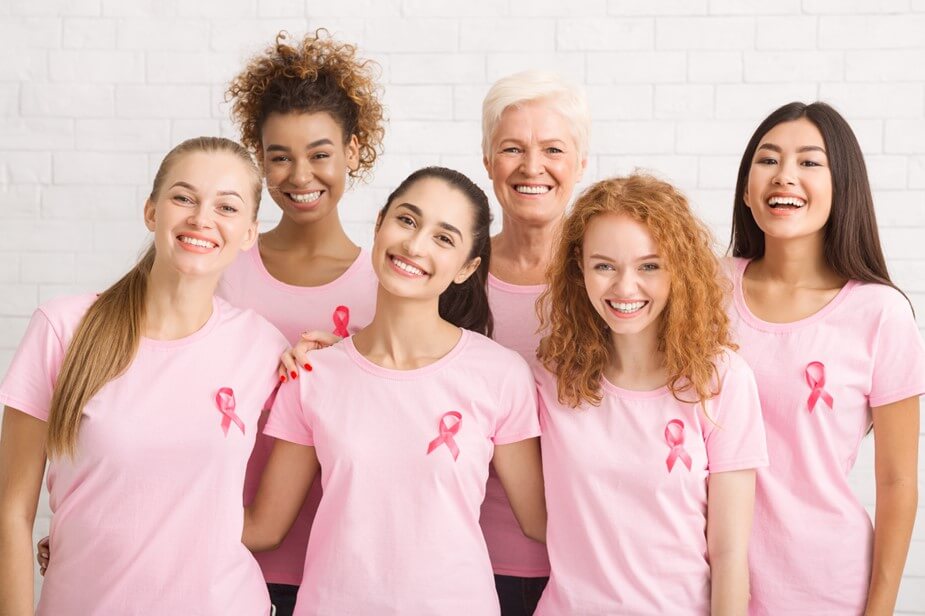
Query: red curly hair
[[537, 174, 735, 409], [226, 29, 385, 181]]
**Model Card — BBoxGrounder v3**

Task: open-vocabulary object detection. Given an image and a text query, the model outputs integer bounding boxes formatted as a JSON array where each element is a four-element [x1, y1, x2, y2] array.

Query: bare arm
[[707, 469, 756, 616], [491, 437, 547, 543], [864, 396, 919, 616], [0, 407, 48, 616], [242, 438, 319, 552]]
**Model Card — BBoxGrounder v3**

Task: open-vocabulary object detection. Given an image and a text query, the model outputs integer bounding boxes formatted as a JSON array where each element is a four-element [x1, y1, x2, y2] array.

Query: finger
[[294, 344, 314, 372], [301, 330, 341, 347], [279, 350, 298, 381]]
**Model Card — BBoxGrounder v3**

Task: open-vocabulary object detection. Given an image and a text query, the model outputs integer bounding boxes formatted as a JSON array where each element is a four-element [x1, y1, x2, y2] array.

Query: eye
[[436, 233, 455, 246], [501, 146, 522, 154], [311, 152, 330, 160], [639, 262, 660, 272], [269, 155, 290, 163], [592, 262, 614, 271], [173, 194, 194, 205], [756, 157, 778, 165], [801, 160, 823, 167], [218, 204, 239, 214], [397, 214, 415, 227], [546, 147, 564, 154]]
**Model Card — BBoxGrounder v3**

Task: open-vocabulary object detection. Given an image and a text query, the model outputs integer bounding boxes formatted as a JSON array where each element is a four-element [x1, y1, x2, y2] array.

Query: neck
[[354, 285, 460, 368], [605, 326, 666, 389], [755, 233, 837, 285], [491, 213, 562, 281], [144, 262, 218, 340], [265, 208, 357, 257]]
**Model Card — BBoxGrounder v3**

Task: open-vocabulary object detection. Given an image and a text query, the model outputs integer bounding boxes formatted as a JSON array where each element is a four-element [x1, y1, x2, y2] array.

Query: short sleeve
[[492, 354, 541, 445], [264, 377, 315, 446], [868, 292, 925, 408], [703, 352, 769, 473], [0, 308, 66, 422]]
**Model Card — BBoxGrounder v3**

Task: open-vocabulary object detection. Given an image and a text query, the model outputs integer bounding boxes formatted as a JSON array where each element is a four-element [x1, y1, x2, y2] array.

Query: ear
[[577, 155, 588, 182], [143, 198, 156, 232], [454, 255, 481, 285], [345, 134, 360, 173], [483, 154, 492, 180], [240, 219, 259, 251], [742, 187, 753, 211]]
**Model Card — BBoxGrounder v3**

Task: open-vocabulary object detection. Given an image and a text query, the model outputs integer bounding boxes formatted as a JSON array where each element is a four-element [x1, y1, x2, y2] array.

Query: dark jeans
[[495, 574, 549, 616], [268, 583, 299, 616]]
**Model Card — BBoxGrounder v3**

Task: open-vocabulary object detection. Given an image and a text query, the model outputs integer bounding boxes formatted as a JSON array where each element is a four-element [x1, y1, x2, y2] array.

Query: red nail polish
[[279, 374, 286, 382], [290, 370, 298, 379], [304, 363, 313, 371]]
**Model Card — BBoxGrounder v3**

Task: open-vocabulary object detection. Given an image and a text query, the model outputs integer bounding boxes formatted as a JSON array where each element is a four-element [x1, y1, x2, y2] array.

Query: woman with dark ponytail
[[243, 167, 546, 615], [0, 137, 290, 614]]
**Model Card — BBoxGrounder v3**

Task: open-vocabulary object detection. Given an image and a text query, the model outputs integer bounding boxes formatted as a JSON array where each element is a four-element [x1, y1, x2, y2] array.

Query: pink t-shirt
[[480, 273, 551, 576], [534, 351, 769, 616], [217, 244, 378, 586], [726, 257, 925, 615], [0, 293, 289, 616], [265, 330, 541, 615]]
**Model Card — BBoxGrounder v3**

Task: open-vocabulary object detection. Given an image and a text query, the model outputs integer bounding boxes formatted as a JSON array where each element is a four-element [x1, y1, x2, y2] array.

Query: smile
[[389, 255, 428, 277], [514, 184, 552, 195], [768, 196, 806, 209], [287, 190, 322, 203], [606, 299, 648, 317], [178, 235, 217, 249]]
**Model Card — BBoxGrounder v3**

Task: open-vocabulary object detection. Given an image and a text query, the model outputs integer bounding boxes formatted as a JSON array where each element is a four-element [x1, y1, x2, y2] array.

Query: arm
[[277, 330, 342, 381], [242, 438, 319, 552], [707, 469, 756, 616], [0, 407, 49, 616], [491, 437, 547, 543], [864, 396, 919, 616]]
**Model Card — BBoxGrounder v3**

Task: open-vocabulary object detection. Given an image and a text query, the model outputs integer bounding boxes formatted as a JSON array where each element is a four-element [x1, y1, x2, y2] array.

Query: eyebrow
[[396, 203, 463, 239], [265, 138, 335, 152], [169, 181, 244, 203], [757, 143, 827, 154], [588, 253, 661, 261]]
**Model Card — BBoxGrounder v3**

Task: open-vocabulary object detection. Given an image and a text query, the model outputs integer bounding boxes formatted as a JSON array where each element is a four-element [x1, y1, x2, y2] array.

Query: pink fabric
[[217, 244, 377, 585], [0, 294, 289, 616], [264, 330, 540, 615], [727, 257, 925, 615], [479, 273, 551, 576], [534, 352, 769, 616]]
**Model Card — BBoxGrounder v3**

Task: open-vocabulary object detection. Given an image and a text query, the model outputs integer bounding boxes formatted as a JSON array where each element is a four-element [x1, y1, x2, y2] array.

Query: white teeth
[[514, 185, 551, 195], [768, 196, 806, 207], [391, 256, 424, 276], [289, 191, 322, 203], [179, 236, 216, 249], [607, 300, 646, 313]]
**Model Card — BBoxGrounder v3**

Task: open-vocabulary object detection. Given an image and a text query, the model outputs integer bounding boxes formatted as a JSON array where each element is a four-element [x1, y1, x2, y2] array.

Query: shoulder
[[35, 293, 99, 343], [712, 348, 756, 386], [463, 330, 531, 368], [849, 281, 913, 316], [214, 297, 288, 348]]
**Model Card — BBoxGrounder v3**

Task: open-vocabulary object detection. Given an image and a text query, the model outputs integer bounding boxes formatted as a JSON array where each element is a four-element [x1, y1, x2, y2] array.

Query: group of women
[[0, 29, 922, 616]]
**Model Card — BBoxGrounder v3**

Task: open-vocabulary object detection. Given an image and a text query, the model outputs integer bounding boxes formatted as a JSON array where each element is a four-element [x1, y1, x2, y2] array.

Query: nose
[[402, 229, 427, 256], [290, 158, 313, 187], [519, 148, 544, 177], [609, 268, 639, 297], [187, 204, 213, 229], [772, 159, 797, 186]]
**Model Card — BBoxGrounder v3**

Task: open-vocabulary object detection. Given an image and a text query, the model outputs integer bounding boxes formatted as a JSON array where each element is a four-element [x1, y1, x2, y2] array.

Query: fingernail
[[279, 375, 286, 383], [303, 363, 313, 371], [290, 371, 298, 379]]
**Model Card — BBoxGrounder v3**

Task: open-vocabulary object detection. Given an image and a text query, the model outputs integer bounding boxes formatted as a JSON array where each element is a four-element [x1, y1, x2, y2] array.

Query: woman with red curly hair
[[222, 30, 385, 615], [533, 174, 768, 615]]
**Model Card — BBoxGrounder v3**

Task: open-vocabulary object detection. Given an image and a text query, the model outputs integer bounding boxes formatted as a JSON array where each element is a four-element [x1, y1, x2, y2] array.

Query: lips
[[177, 233, 218, 252], [605, 299, 649, 319], [388, 254, 429, 277], [513, 184, 552, 195]]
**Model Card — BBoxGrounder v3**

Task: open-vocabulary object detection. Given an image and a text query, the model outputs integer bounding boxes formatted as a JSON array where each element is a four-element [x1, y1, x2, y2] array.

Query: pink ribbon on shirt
[[665, 419, 692, 473], [332, 305, 350, 338], [215, 387, 245, 436], [804, 361, 834, 413], [426, 411, 462, 461]]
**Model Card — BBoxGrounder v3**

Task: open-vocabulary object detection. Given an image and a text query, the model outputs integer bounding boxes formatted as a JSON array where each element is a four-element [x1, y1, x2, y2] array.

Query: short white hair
[[481, 70, 590, 161]]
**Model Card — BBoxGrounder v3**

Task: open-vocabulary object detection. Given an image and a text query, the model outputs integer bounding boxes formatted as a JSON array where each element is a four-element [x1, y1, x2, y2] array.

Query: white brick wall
[[0, 1, 923, 611]]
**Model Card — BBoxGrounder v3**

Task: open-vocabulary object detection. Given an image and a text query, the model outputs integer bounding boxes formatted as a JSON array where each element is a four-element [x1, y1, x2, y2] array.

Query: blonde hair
[[46, 137, 261, 458], [537, 174, 735, 410], [481, 70, 590, 161]]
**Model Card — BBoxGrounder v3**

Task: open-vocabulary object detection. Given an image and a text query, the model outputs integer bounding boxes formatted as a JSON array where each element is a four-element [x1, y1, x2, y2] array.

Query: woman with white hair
[[478, 70, 589, 616]]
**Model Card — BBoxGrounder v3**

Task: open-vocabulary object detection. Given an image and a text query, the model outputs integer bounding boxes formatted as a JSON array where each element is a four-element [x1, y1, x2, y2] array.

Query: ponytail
[[379, 166, 494, 337], [46, 136, 261, 458]]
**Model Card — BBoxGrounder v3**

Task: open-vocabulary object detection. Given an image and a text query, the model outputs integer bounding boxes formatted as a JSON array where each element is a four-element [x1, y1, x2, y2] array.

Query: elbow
[[521, 521, 547, 545], [242, 509, 285, 553]]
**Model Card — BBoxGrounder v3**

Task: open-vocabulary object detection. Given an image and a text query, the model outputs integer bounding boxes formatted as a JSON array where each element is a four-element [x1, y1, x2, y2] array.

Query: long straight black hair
[[377, 166, 494, 337], [730, 101, 908, 306]]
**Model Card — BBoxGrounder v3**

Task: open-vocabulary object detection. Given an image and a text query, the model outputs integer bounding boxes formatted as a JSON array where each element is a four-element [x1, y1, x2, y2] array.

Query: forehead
[[261, 111, 345, 146], [760, 117, 825, 149], [161, 151, 257, 205], [393, 178, 474, 226], [493, 100, 576, 145], [583, 213, 657, 257]]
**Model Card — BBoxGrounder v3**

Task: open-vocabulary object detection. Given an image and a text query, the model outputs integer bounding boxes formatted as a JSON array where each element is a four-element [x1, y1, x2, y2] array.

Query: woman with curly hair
[[533, 174, 768, 615], [222, 29, 385, 615]]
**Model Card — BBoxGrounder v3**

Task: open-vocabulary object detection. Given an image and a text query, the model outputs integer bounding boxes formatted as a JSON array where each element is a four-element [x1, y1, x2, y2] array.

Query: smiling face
[[261, 111, 360, 223], [743, 118, 833, 245], [581, 213, 670, 341], [485, 100, 586, 228], [372, 177, 481, 302], [144, 150, 258, 279]]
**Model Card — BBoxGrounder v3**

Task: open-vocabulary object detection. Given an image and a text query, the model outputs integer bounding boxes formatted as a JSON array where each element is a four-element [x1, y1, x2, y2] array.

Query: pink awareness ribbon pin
[[426, 411, 462, 461], [215, 387, 245, 436], [804, 361, 834, 413], [332, 305, 350, 338], [665, 419, 692, 473]]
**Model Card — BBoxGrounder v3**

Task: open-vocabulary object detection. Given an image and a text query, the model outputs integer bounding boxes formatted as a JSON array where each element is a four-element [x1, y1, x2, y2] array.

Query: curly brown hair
[[226, 29, 385, 181], [537, 174, 735, 410]]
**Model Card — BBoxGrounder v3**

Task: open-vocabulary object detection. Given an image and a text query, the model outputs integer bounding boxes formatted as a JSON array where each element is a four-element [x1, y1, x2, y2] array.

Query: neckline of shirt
[[732, 257, 858, 333], [487, 272, 547, 295], [140, 296, 222, 349], [343, 328, 471, 380], [600, 375, 671, 399], [248, 241, 370, 294]]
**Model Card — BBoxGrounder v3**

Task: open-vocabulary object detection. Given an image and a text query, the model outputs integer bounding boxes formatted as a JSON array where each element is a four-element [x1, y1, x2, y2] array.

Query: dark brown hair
[[377, 167, 494, 337], [730, 101, 908, 305], [227, 29, 384, 181]]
